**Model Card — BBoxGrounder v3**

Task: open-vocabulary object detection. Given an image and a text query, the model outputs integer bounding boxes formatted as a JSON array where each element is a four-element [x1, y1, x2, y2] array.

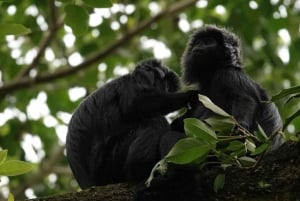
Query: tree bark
[[23, 141, 300, 201]]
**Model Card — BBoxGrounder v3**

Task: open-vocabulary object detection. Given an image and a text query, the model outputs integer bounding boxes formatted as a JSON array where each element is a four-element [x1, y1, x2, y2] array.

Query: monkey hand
[[186, 90, 199, 109]]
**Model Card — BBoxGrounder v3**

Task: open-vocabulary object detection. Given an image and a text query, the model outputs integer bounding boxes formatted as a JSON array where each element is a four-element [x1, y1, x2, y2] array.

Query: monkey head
[[182, 25, 243, 84], [134, 59, 180, 93]]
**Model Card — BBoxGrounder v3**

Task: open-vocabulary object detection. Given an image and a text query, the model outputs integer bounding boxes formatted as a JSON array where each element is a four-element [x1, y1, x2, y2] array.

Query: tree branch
[[15, 0, 63, 80], [0, 0, 198, 99], [22, 142, 300, 201]]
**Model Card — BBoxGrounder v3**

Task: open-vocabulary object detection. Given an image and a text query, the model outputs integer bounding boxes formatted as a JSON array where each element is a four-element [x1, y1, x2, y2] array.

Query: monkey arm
[[131, 90, 198, 118]]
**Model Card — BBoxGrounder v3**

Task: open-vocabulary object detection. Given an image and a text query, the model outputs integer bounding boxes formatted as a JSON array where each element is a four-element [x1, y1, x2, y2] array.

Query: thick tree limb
[[0, 0, 198, 99], [23, 141, 300, 201]]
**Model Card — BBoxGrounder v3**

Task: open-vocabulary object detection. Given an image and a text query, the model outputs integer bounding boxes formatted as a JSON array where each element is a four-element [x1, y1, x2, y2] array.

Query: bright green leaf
[[0, 24, 31, 37], [245, 139, 256, 152], [198, 94, 232, 117], [82, 0, 112, 8], [0, 160, 33, 176], [251, 143, 269, 156], [0, 150, 7, 165], [166, 138, 214, 165], [65, 5, 89, 36], [8, 193, 14, 201], [214, 174, 225, 192], [184, 118, 217, 142]]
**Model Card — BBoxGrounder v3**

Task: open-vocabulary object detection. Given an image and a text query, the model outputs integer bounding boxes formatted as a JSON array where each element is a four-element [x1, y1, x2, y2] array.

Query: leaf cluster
[[147, 94, 275, 192]]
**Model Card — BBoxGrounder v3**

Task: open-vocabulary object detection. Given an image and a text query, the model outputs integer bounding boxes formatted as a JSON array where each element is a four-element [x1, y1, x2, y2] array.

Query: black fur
[[173, 25, 283, 149], [66, 59, 198, 189]]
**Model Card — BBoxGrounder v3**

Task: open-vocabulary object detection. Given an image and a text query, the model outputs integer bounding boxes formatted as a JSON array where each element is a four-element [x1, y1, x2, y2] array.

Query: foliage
[[146, 94, 276, 189], [0, 150, 33, 177], [0, 0, 300, 200], [0, 150, 33, 201]]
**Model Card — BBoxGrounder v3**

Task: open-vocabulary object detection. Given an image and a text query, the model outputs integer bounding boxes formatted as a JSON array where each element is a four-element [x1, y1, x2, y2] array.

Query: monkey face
[[184, 25, 242, 70]]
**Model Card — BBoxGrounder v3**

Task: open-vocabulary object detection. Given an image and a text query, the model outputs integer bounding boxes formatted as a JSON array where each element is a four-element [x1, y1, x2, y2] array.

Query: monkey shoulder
[[212, 68, 262, 98]]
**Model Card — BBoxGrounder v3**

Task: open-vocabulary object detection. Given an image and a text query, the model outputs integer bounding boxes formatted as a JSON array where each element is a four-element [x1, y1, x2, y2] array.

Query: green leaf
[[205, 116, 236, 132], [238, 156, 256, 167], [287, 134, 299, 142], [214, 174, 225, 192], [198, 94, 232, 117], [83, 0, 112, 8], [271, 85, 300, 101], [255, 124, 269, 143], [0, 150, 7, 165], [8, 193, 14, 201], [245, 139, 256, 152], [166, 138, 214, 165], [184, 118, 217, 142], [0, 160, 33, 176], [283, 109, 300, 131], [226, 141, 244, 151], [0, 24, 31, 37], [251, 143, 269, 156], [65, 5, 89, 36]]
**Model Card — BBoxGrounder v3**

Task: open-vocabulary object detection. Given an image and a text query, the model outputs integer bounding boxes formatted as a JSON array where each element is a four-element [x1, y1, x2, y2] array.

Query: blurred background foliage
[[0, 0, 299, 200]]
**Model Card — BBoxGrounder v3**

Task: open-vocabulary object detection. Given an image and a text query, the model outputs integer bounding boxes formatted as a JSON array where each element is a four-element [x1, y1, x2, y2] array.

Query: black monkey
[[66, 59, 197, 189], [172, 25, 283, 149]]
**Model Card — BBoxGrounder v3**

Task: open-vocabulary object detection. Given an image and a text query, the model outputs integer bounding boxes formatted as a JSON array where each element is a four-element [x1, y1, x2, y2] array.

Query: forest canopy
[[0, 0, 300, 200]]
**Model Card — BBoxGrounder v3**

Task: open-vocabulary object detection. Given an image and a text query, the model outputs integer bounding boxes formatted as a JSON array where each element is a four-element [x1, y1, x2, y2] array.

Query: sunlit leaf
[[0, 160, 33, 176], [82, 0, 112, 8], [184, 118, 217, 142], [0, 150, 7, 165], [65, 5, 89, 36], [214, 174, 225, 192], [0, 24, 31, 37], [166, 138, 214, 165], [198, 94, 232, 117]]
